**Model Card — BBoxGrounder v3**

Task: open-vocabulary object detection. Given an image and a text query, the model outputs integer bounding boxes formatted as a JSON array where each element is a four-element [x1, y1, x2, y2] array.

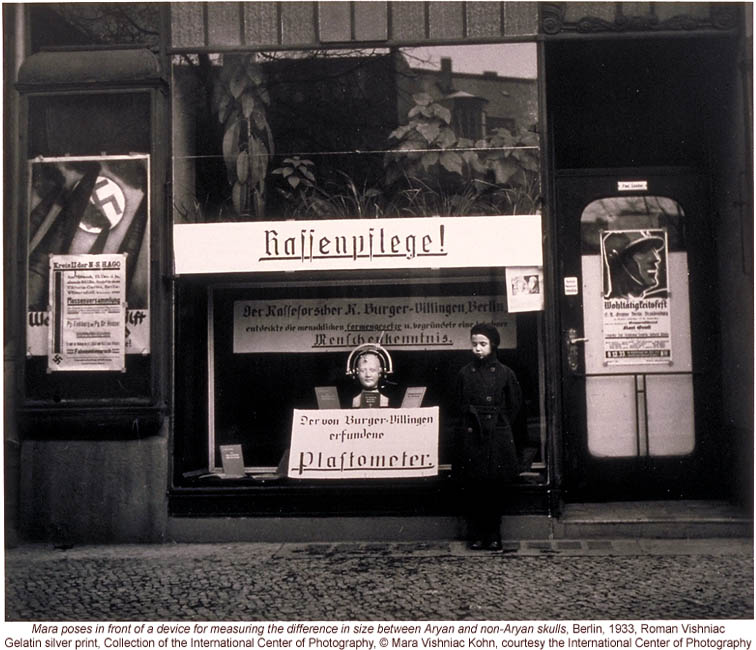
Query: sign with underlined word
[[174, 215, 542, 274], [289, 408, 439, 479]]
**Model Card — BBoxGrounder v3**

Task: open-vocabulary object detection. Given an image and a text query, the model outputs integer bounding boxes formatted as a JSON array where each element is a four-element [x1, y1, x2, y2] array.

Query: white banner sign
[[174, 215, 542, 274], [288, 407, 439, 479], [48, 254, 126, 372], [233, 296, 516, 352]]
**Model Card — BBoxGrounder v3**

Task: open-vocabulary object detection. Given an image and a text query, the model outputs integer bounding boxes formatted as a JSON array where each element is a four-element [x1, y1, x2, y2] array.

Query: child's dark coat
[[455, 354, 522, 486]]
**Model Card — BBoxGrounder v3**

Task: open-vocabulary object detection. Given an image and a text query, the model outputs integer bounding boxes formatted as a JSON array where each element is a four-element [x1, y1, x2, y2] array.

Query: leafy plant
[[316, 173, 383, 219], [386, 175, 483, 217], [212, 54, 274, 218], [273, 162, 384, 219], [272, 156, 316, 192], [470, 126, 541, 214], [475, 126, 539, 187], [206, 62, 540, 220], [384, 92, 475, 187], [382, 92, 540, 216]]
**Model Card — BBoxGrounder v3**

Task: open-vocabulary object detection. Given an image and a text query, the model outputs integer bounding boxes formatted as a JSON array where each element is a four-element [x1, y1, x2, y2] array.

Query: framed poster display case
[[14, 49, 170, 435]]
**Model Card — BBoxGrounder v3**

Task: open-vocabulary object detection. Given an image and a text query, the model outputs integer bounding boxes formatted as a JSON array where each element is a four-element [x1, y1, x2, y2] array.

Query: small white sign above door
[[617, 180, 648, 191]]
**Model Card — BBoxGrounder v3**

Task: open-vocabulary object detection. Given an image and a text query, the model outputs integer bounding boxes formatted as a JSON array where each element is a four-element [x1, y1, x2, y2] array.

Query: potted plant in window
[[212, 54, 274, 219]]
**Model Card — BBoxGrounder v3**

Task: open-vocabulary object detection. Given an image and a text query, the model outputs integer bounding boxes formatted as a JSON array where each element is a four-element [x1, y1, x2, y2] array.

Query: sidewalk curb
[[5, 537, 753, 562]]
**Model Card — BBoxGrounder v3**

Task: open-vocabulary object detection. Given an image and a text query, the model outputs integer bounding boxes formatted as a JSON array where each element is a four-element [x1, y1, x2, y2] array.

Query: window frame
[[15, 74, 170, 432]]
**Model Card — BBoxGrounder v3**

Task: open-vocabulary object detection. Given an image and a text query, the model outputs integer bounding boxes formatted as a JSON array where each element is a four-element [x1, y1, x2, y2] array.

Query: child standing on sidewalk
[[455, 323, 522, 550]]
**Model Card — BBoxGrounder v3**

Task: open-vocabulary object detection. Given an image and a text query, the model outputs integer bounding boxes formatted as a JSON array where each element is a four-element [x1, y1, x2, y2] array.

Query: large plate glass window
[[172, 43, 546, 488], [172, 44, 539, 222]]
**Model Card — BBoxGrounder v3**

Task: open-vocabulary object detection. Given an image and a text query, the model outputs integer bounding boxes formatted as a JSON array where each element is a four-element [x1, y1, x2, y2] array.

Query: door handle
[[566, 328, 589, 345], [565, 328, 588, 371]]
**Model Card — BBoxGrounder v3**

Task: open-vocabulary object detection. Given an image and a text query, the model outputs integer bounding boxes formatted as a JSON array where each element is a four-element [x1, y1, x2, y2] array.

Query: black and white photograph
[[2, 0, 753, 636]]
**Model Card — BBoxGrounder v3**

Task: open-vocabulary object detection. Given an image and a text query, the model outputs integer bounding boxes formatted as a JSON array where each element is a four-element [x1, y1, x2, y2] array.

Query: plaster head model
[[346, 342, 393, 408]]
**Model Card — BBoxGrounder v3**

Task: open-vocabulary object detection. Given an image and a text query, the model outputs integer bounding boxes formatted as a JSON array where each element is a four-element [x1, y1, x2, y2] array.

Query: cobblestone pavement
[[4, 539, 753, 621]]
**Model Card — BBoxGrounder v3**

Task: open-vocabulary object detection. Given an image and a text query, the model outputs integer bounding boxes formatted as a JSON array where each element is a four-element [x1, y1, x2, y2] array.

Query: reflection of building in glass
[[171, 47, 539, 222], [405, 56, 538, 138]]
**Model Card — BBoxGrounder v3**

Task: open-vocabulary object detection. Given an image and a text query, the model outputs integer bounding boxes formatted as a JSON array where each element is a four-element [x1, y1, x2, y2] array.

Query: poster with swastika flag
[[26, 155, 150, 360]]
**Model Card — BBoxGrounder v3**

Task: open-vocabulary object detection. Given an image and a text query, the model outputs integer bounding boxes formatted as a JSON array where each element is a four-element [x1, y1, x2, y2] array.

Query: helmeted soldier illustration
[[601, 229, 668, 299]]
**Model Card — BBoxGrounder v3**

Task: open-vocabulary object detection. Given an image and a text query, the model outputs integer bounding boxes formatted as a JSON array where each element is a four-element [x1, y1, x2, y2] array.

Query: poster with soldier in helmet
[[600, 229, 672, 364]]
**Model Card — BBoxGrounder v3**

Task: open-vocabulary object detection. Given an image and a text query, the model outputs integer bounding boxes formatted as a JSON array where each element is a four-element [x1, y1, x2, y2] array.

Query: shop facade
[[3, 2, 752, 544]]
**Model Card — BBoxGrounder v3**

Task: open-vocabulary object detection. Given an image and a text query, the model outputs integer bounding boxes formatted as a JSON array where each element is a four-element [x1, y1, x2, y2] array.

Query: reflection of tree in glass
[[384, 91, 540, 216], [173, 46, 540, 221], [174, 49, 401, 221]]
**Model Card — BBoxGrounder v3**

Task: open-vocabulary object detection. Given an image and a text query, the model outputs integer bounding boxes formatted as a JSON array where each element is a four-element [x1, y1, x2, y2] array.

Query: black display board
[[199, 276, 540, 474]]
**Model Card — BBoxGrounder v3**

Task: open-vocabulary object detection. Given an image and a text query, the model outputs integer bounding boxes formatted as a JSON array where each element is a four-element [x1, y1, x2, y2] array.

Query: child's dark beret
[[470, 323, 501, 348]]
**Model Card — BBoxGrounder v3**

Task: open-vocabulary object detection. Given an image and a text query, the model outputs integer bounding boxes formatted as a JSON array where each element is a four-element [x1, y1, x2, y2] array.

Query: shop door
[[556, 170, 723, 501]]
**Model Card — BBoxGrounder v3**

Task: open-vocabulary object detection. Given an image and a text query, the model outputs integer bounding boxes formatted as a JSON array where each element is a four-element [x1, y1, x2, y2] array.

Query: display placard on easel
[[220, 444, 245, 477], [401, 387, 426, 408], [315, 386, 340, 409]]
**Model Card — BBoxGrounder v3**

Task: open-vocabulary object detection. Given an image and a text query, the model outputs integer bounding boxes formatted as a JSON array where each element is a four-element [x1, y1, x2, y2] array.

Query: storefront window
[[205, 278, 543, 472], [172, 43, 545, 491]]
